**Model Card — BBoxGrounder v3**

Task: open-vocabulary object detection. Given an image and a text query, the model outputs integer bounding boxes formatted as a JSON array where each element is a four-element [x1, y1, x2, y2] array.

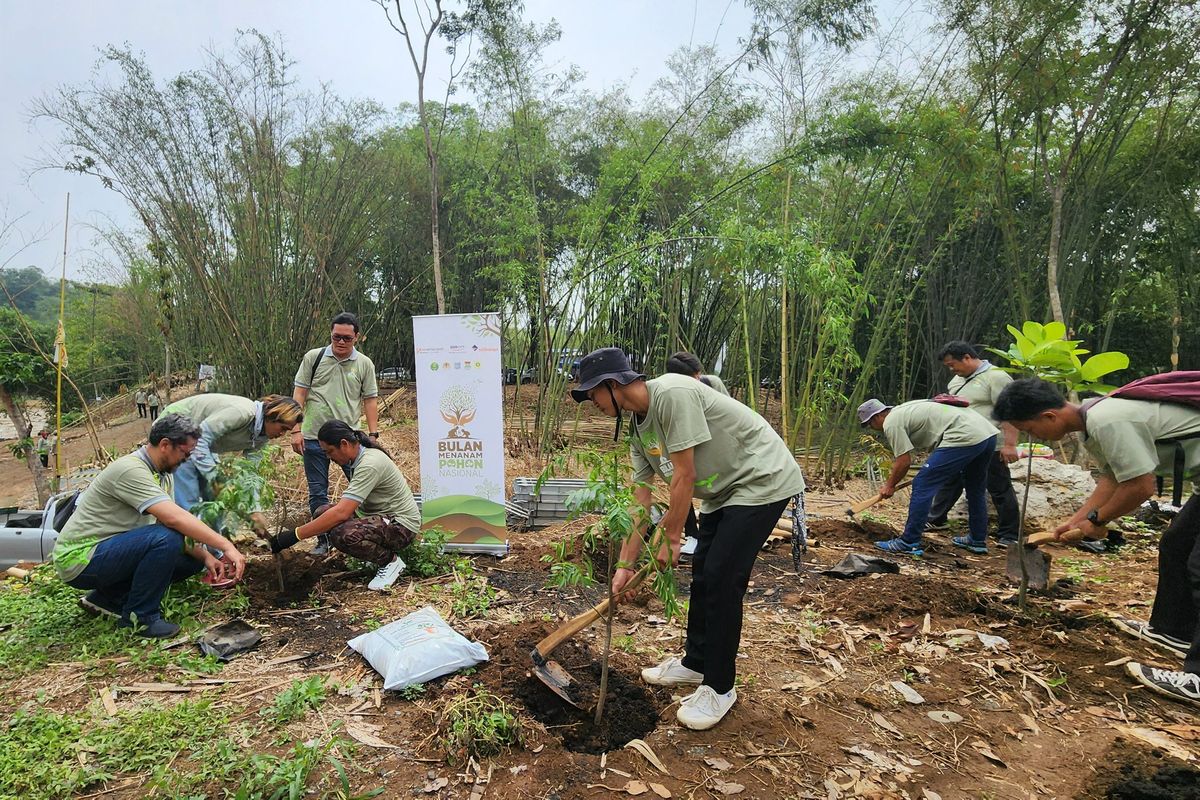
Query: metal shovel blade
[[1006, 544, 1050, 590], [530, 648, 584, 709]]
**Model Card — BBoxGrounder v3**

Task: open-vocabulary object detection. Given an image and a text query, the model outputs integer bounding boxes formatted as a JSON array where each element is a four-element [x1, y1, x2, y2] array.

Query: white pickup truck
[[0, 492, 77, 570]]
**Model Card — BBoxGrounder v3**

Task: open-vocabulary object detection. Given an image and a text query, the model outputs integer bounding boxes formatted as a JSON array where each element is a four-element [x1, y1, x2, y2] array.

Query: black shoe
[[312, 535, 332, 556], [924, 520, 949, 532], [118, 616, 181, 639], [1126, 663, 1200, 708], [80, 591, 122, 619], [1109, 616, 1189, 658], [994, 538, 1018, 549], [1076, 540, 1106, 554]]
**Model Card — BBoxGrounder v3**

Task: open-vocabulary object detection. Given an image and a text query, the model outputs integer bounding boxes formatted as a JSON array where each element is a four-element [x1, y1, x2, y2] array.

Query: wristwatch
[[1086, 509, 1107, 526], [368, 431, 380, 438]]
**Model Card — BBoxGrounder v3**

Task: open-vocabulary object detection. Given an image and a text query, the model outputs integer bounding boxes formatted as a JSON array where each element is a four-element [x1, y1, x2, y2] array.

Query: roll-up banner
[[412, 313, 507, 548]]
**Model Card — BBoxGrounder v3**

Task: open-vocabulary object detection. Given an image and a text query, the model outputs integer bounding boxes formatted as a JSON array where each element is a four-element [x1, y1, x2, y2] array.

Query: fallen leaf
[[344, 722, 400, 750], [422, 777, 450, 793], [921, 613, 931, 635], [871, 712, 902, 736], [927, 711, 963, 724], [1105, 656, 1133, 667], [970, 741, 1008, 768], [532, 744, 544, 753], [625, 739, 671, 775], [890, 680, 925, 704], [1163, 724, 1200, 742], [1086, 705, 1125, 721], [1019, 713, 1042, 735], [976, 632, 1009, 652], [623, 780, 649, 796], [509, 765, 527, 776], [1118, 725, 1196, 762], [922, 790, 942, 800], [649, 783, 672, 798], [712, 779, 745, 795], [704, 757, 733, 771]]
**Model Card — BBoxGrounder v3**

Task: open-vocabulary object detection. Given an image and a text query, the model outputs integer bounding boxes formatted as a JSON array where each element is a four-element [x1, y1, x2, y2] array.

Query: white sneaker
[[641, 656, 704, 686], [677, 685, 737, 730], [368, 556, 406, 591]]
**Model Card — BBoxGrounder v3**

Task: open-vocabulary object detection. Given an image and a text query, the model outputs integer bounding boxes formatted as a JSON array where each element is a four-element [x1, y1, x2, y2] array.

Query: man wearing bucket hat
[[858, 397, 999, 556], [572, 347, 805, 730]]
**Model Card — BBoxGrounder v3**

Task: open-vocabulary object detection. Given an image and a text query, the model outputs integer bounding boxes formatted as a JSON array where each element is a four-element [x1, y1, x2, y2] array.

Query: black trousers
[[1148, 493, 1200, 675], [682, 497, 789, 694], [137, 403, 147, 418], [927, 450, 1020, 540]]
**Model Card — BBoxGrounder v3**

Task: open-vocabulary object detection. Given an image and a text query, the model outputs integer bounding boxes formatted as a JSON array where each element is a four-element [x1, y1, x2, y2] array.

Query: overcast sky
[[1, 1, 924, 283]]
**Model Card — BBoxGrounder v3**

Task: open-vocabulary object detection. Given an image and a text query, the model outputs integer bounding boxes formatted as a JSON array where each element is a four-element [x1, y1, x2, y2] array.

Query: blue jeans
[[173, 460, 207, 514], [901, 436, 996, 545], [66, 523, 204, 623], [302, 439, 352, 518]]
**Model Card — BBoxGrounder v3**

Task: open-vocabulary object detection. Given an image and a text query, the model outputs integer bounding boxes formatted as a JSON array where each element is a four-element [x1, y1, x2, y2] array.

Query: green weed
[[263, 676, 328, 726], [399, 528, 464, 578], [445, 576, 497, 618], [441, 686, 520, 763]]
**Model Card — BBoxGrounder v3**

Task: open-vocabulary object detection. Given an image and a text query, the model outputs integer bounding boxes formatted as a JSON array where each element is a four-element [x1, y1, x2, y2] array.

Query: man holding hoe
[[858, 397, 999, 556], [993, 376, 1200, 708], [571, 347, 805, 730]]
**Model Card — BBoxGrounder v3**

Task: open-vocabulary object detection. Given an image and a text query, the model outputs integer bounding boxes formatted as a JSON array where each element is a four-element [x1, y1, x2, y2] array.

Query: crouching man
[[50, 413, 247, 638], [572, 347, 805, 731], [993, 377, 1200, 708]]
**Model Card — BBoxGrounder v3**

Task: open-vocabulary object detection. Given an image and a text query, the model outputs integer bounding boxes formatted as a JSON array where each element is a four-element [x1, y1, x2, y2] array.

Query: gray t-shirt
[[294, 346, 379, 440], [342, 447, 421, 531], [947, 362, 1012, 429], [630, 373, 804, 514], [883, 400, 999, 456], [1083, 397, 1200, 485], [51, 450, 174, 581]]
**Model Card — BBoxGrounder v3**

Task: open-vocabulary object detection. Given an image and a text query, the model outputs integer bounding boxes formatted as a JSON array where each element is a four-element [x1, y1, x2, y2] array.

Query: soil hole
[[517, 663, 662, 754], [1105, 765, 1200, 800]]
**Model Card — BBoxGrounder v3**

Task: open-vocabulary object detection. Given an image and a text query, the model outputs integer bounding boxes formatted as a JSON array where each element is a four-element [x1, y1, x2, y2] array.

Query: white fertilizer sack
[[348, 606, 489, 690]]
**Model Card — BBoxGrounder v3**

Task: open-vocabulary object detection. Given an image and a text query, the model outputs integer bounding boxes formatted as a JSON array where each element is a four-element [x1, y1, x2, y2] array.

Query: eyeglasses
[[331, 333, 355, 343]]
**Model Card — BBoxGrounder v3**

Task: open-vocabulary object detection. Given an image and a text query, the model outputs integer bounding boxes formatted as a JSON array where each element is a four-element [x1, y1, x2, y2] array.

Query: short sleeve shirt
[[51, 451, 174, 581], [883, 400, 999, 456], [702, 375, 731, 396], [1083, 397, 1200, 485], [947, 362, 1012, 429], [165, 394, 263, 455], [629, 373, 805, 514], [294, 347, 379, 439], [342, 447, 421, 531]]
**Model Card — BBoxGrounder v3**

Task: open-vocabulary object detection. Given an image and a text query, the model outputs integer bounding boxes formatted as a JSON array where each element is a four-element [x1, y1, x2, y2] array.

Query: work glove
[[269, 529, 299, 554]]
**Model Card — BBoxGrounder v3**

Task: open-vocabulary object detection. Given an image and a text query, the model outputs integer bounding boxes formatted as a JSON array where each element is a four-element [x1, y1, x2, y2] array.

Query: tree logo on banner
[[437, 383, 485, 474]]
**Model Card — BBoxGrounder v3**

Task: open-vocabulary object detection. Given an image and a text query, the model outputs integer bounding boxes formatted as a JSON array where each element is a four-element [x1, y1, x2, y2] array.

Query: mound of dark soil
[[484, 621, 665, 754]]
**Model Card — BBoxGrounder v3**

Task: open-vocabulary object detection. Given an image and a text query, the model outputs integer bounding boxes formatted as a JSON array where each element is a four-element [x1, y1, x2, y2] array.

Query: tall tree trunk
[[423, 123, 447, 314], [0, 384, 51, 505], [1047, 182, 1066, 325]]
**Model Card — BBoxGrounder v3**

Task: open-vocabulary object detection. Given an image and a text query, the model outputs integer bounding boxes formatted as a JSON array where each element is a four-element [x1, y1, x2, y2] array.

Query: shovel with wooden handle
[[845, 480, 913, 518], [1005, 528, 1084, 590], [530, 566, 651, 708]]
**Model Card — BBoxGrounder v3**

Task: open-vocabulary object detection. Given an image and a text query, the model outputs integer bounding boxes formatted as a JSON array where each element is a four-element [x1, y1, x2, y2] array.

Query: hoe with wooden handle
[[844, 480, 913, 518], [531, 566, 650, 708], [1005, 528, 1084, 590]]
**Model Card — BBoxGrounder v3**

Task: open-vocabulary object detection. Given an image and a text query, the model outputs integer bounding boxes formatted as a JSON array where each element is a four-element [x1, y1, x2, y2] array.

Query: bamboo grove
[[11, 0, 1200, 479]]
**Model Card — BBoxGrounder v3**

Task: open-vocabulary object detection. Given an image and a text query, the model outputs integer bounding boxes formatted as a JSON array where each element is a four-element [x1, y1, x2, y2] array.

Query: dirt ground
[[2, 399, 1199, 799]]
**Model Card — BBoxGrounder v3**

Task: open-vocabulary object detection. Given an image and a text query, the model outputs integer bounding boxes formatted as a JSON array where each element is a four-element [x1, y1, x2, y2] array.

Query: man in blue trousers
[[858, 398, 999, 556]]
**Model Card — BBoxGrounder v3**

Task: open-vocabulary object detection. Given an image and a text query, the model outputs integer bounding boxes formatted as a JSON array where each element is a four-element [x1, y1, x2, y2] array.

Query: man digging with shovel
[[993, 376, 1200, 708], [858, 398, 999, 556], [571, 347, 805, 730]]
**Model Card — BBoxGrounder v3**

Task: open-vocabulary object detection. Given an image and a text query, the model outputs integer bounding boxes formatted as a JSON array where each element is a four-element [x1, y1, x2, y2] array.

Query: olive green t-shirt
[[702, 375, 730, 396], [294, 347, 379, 440], [51, 450, 174, 581], [165, 394, 263, 455], [883, 400, 999, 456], [947, 362, 1012, 432], [630, 373, 804, 513], [342, 447, 421, 531], [1083, 397, 1200, 486]]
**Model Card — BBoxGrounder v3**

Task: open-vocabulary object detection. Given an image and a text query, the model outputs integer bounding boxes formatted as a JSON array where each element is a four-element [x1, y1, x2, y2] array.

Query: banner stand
[[413, 313, 507, 547]]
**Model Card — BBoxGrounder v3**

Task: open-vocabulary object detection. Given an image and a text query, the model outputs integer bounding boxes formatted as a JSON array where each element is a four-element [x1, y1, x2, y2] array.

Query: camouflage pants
[[315, 506, 416, 565]]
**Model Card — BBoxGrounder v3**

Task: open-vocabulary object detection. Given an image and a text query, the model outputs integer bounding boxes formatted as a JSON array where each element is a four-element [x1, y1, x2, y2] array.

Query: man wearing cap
[[572, 347, 805, 731], [859, 398, 999, 556]]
